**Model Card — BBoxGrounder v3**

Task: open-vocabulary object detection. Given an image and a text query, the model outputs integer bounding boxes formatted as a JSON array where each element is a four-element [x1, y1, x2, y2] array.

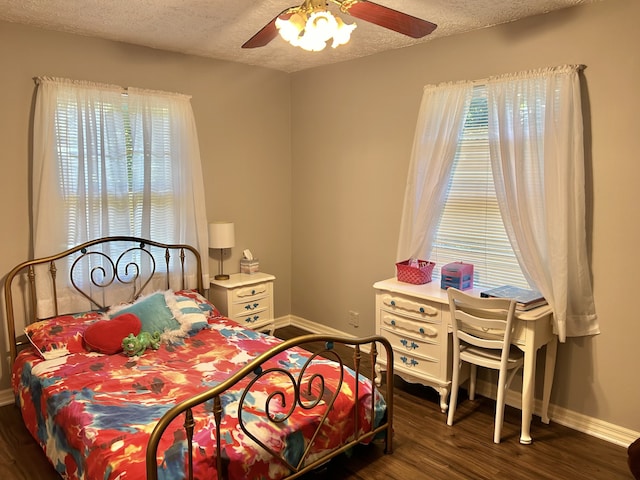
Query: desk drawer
[[381, 326, 442, 378], [380, 312, 440, 341], [380, 293, 441, 323]]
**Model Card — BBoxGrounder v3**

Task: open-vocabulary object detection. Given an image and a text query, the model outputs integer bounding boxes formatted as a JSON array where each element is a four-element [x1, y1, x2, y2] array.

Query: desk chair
[[447, 288, 524, 443]]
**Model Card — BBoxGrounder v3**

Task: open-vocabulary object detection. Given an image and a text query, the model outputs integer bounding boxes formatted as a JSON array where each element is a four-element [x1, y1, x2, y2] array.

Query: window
[[431, 85, 529, 289], [398, 66, 598, 340], [53, 90, 179, 247], [33, 78, 209, 316]]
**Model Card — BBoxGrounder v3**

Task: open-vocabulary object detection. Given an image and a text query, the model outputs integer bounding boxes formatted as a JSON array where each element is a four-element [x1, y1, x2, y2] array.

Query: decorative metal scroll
[[4, 236, 203, 369], [144, 335, 393, 480], [70, 243, 156, 310], [237, 344, 348, 473]]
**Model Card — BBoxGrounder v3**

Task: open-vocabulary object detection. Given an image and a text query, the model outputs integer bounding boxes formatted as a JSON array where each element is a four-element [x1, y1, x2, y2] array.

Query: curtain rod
[[424, 64, 587, 90], [33, 76, 191, 99]]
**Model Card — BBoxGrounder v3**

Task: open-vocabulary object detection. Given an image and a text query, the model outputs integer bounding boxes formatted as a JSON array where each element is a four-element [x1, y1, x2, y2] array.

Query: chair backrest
[[447, 288, 517, 352]]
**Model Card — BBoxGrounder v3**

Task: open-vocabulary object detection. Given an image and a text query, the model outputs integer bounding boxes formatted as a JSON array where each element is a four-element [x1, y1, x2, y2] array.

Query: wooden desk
[[374, 278, 556, 444]]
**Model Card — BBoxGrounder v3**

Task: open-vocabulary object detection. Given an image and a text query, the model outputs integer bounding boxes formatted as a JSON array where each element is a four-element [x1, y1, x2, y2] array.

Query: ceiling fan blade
[[242, 9, 293, 49], [341, 0, 437, 39]]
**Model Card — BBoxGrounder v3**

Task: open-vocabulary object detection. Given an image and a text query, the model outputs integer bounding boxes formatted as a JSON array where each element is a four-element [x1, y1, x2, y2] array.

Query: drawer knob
[[390, 300, 396, 306], [419, 326, 437, 336], [419, 307, 425, 313], [390, 320, 396, 326]]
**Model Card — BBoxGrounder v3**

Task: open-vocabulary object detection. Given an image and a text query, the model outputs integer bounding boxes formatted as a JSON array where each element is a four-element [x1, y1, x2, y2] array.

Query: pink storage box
[[440, 262, 474, 290]]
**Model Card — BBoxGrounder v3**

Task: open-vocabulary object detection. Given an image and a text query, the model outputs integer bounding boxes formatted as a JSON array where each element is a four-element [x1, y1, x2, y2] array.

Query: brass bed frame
[[4, 236, 394, 480]]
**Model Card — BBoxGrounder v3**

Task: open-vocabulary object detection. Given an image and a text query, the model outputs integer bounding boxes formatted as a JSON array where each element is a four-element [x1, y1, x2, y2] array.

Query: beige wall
[[1, 0, 638, 439], [0, 22, 292, 386], [290, 0, 640, 433]]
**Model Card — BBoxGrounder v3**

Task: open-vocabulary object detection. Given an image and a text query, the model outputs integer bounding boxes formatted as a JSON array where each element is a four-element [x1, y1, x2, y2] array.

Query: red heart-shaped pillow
[[84, 313, 142, 355]]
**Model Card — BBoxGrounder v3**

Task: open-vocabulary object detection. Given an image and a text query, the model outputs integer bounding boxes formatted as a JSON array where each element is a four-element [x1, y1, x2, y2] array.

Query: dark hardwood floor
[[0, 326, 632, 479]]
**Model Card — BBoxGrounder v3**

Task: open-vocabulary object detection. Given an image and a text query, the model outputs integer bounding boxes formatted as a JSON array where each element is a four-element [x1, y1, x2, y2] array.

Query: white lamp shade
[[208, 222, 235, 249]]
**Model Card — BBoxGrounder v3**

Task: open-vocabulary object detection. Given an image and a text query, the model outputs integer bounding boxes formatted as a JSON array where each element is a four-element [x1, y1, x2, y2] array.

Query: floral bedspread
[[13, 312, 386, 480]]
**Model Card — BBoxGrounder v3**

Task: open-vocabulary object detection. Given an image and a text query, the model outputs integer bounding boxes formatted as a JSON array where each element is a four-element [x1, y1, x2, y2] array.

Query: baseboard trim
[[471, 380, 637, 448], [0, 389, 14, 407], [285, 315, 640, 448], [3, 314, 637, 448], [288, 315, 359, 338]]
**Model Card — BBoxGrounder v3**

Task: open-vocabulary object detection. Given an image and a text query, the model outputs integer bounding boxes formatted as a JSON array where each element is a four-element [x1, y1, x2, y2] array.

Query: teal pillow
[[111, 292, 180, 334]]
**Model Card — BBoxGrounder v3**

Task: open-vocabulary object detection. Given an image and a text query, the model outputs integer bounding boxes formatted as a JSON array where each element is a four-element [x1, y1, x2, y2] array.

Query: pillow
[[84, 313, 142, 355], [174, 289, 222, 320], [166, 293, 209, 337], [25, 311, 105, 360], [109, 292, 180, 335]]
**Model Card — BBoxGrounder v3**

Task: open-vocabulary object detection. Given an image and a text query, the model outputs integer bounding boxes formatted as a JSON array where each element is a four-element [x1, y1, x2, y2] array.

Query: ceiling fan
[[242, 0, 437, 50]]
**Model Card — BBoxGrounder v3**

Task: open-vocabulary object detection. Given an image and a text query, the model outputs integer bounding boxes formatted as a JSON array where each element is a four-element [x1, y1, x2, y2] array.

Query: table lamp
[[209, 221, 235, 280]]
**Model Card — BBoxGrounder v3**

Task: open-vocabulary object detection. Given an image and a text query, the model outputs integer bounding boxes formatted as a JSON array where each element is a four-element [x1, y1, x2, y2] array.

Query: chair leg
[[469, 364, 477, 401], [494, 371, 507, 444], [447, 359, 461, 426]]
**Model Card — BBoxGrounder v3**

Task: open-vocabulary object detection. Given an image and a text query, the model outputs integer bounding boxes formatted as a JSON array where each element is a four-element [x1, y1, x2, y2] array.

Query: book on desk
[[480, 285, 547, 311]]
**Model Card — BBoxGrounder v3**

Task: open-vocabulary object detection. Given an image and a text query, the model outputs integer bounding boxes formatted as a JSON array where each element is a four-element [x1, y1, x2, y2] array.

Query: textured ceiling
[[0, 0, 595, 72]]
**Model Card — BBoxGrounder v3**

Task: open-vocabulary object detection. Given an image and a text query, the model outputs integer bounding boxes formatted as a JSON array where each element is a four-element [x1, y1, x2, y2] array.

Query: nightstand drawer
[[230, 297, 270, 317], [232, 282, 269, 302], [234, 308, 273, 328]]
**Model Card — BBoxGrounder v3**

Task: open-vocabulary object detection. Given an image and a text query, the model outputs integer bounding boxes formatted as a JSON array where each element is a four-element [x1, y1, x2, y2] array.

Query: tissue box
[[440, 262, 474, 290], [240, 258, 259, 274]]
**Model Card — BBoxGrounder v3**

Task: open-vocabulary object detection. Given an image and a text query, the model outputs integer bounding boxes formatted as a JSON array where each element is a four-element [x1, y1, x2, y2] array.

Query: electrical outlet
[[349, 310, 360, 327]]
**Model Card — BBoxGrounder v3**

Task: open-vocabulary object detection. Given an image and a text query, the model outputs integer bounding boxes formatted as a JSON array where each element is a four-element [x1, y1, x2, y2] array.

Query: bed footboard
[[146, 334, 394, 480]]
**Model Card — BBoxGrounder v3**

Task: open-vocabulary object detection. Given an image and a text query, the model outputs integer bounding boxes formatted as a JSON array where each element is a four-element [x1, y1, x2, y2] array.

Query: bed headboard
[[4, 236, 204, 366]]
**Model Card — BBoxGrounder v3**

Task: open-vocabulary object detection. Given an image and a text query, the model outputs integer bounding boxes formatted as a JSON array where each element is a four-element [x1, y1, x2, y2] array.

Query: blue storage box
[[440, 262, 474, 290]]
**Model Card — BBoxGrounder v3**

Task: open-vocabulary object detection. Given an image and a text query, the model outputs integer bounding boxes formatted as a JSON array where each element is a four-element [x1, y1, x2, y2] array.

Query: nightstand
[[209, 272, 275, 334]]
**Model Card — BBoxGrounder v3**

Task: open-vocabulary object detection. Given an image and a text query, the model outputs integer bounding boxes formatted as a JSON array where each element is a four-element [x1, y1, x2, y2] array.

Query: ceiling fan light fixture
[[331, 16, 357, 48], [306, 11, 338, 42], [276, 7, 356, 52], [275, 13, 306, 43], [242, 1, 436, 51], [296, 32, 328, 52]]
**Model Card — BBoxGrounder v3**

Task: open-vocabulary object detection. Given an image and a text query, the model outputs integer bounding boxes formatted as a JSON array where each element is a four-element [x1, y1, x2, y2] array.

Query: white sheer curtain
[[487, 66, 598, 341], [397, 66, 598, 341], [32, 77, 209, 316], [396, 82, 474, 260]]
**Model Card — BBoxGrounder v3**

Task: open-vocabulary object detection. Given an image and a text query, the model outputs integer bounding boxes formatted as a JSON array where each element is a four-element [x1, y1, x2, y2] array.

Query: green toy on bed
[[121, 331, 162, 357]]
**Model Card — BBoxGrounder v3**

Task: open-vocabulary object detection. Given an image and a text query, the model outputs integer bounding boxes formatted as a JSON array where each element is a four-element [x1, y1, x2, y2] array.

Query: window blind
[[53, 92, 177, 247], [431, 85, 529, 289]]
